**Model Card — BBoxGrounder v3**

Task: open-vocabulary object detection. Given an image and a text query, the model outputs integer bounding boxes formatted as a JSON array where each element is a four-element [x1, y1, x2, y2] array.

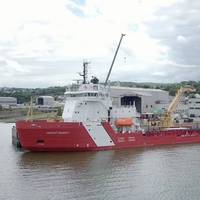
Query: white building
[[0, 97, 17, 107], [36, 96, 54, 106], [175, 94, 200, 122], [187, 94, 200, 118], [110, 86, 169, 114]]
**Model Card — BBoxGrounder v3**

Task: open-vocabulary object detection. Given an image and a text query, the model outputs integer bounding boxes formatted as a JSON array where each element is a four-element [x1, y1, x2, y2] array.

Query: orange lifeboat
[[115, 118, 133, 127]]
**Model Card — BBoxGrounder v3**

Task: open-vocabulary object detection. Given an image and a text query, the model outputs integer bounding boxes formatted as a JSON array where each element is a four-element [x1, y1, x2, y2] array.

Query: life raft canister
[[115, 118, 133, 127]]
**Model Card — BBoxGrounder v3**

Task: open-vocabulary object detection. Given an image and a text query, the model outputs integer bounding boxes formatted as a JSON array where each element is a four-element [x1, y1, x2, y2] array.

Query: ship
[[12, 34, 200, 152]]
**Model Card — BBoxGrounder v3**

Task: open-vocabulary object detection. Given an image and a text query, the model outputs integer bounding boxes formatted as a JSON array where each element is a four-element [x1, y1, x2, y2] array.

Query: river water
[[1, 122, 200, 200]]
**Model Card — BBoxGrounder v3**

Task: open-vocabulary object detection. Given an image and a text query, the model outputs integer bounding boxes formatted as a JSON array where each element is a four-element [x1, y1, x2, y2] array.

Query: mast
[[104, 33, 125, 86], [79, 61, 90, 84]]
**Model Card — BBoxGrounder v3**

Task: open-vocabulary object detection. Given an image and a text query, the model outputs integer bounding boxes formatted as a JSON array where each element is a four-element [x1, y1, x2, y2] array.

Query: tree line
[[0, 81, 199, 104], [0, 86, 66, 104]]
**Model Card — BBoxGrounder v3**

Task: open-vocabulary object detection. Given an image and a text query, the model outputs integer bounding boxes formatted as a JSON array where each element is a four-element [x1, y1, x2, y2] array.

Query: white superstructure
[[62, 83, 112, 122]]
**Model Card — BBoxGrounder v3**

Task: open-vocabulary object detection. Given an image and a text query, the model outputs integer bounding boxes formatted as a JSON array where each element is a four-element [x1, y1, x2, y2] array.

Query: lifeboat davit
[[115, 118, 133, 127]]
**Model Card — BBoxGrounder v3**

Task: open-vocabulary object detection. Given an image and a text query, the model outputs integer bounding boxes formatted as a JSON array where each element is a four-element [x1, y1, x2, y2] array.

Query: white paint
[[84, 122, 114, 147], [111, 106, 138, 119], [74, 101, 108, 122], [62, 100, 77, 122], [62, 83, 112, 122]]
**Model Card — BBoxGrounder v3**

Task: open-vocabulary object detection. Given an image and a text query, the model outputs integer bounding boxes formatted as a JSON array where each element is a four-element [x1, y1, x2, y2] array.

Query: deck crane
[[104, 33, 125, 85], [162, 86, 195, 128]]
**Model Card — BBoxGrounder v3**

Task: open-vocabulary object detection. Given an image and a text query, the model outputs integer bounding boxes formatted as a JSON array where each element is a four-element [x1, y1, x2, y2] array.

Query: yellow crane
[[26, 96, 33, 121], [161, 86, 195, 128]]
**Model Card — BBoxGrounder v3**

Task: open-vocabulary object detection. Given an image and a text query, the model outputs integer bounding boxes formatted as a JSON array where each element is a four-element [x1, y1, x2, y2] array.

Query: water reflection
[[18, 149, 144, 171], [16, 149, 145, 200]]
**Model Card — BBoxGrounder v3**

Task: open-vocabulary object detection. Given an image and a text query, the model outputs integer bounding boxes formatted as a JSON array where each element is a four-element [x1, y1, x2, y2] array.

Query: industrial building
[[110, 86, 170, 114], [0, 97, 17, 107], [187, 94, 200, 118], [36, 96, 54, 106], [175, 94, 200, 121]]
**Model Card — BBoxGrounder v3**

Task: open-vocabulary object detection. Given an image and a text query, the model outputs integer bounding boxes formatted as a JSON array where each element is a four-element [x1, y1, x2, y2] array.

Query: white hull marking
[[83, 122, 114, 147]]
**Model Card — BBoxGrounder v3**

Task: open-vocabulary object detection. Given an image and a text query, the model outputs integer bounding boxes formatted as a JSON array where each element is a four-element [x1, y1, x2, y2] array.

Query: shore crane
[[161, 86, 195, 128]]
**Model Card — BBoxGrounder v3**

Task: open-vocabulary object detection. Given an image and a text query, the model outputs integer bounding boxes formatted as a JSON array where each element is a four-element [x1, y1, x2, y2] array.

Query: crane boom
[[167, 87, 195, 113], [104, 33, 125, 85], [162, 86, 195, 128]]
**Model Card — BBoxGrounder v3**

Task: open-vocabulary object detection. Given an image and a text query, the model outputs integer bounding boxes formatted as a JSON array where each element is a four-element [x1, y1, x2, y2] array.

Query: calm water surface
[[1, 122, 200, 200]]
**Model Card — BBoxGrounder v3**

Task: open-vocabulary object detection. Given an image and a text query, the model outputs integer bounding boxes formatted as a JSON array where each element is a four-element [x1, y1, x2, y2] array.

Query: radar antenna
[[104, 33, 125, 85]]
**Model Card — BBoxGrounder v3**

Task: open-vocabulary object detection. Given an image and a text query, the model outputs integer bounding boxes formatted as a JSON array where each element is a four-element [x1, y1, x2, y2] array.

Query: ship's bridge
[[64, 84, 110, 99], [63, 83, 112, 122]]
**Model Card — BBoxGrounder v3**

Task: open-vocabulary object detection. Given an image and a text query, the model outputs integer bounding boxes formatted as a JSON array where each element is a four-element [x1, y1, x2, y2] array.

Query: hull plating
[[16, 120, 200, 152]]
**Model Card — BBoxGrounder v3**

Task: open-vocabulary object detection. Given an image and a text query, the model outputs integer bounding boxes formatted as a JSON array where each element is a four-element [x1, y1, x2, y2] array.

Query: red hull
[[15, 120, 200, 152]]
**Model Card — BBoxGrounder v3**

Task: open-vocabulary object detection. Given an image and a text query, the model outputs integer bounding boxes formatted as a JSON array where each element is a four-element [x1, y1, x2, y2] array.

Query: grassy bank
[[0, 109, 61, 123]]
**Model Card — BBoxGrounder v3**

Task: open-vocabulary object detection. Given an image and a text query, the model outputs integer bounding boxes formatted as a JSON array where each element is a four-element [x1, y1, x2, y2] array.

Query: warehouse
[[36, 96, 54, 106], [110, 86, 170, 114], [0, 97, 17, 107], [187, 94, 200, 118]]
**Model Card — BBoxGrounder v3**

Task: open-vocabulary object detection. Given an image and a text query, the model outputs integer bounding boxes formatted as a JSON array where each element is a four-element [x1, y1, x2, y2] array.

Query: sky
[[0, 0, 200, 88]]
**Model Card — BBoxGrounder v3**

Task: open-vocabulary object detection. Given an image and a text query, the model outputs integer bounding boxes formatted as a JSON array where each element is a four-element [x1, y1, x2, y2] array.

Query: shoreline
[[0, 112, 60, 123]]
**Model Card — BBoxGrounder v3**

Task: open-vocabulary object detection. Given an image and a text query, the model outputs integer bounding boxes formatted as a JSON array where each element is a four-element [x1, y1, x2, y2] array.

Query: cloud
[[146, 0, 200, 67], [177, 35, 187, 43], [0, 0, 199, 87]]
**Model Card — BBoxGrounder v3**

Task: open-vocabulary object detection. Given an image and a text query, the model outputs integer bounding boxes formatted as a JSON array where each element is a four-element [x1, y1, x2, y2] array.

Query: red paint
[[16, 120, 97, 151], [16, 120, 200, 152]]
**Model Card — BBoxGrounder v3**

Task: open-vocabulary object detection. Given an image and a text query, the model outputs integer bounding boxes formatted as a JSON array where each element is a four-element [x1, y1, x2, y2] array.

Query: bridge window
[[93, 85, 98, 90]]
